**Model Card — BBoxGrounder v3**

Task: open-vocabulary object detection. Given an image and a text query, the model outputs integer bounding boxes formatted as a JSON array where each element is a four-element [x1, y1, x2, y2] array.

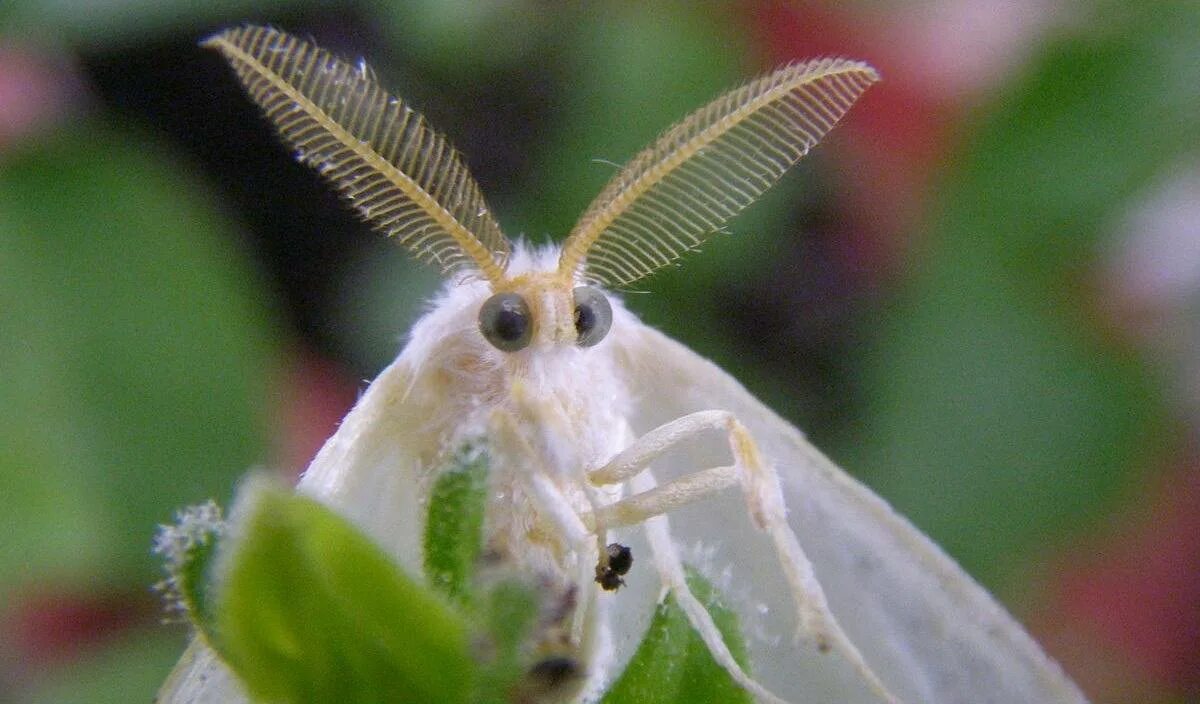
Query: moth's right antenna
[[204, 25, 511, 285]]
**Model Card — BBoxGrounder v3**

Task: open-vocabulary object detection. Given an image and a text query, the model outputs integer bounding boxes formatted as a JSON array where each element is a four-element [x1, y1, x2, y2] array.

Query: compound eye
[[479, 292, 533, 352], [573, 286, 612, 347]]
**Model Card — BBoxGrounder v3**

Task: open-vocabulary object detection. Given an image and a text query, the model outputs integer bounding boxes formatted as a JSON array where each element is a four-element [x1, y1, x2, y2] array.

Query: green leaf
[[422, 446, 579, 704], [214, 480, 475, 704], [469, 577, 545, 704], [601, 568, 752, 704], [0, 123, 273, 593], [153, 501, 226, 639], [424, 444, 490, 604]]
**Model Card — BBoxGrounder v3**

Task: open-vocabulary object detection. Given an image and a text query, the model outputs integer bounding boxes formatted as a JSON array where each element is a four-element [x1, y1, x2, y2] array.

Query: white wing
[[157, 356, 433, 703], [294, 356, 432, 564], [155, 637, 250, 704], [610, 320, 1088, 704]]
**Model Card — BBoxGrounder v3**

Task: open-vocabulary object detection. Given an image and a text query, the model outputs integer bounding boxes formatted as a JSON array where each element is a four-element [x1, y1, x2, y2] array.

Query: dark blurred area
[[1, 1, 1197, 702]]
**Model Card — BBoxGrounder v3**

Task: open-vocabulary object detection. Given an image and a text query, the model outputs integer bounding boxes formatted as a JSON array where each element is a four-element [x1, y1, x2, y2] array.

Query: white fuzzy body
[[328, 245, 633, 569], [159, 246, 1090, 703], [300, 245, 646, 697]]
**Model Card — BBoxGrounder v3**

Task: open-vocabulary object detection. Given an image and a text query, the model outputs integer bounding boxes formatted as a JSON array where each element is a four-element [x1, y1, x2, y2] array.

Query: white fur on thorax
[[383, 243, 642, 698], [397, 242, 636, 575]]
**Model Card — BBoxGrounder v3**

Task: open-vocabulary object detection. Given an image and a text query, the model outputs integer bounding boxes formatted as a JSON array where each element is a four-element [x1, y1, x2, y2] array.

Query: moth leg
[[617, 468, 791, 704], [587, 411, 901, 704]]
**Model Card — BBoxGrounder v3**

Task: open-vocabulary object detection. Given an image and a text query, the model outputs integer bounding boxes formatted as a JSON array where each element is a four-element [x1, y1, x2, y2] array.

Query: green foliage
[[424, 446, 490, 605], [372, 0, 550, 72], [468, 577, 545, 704], [421, 445, 552, 703], [24, 629, 188, 704], [177, 526, 223, 634], [158, 471, 755, 704], [0, 0, 302, 47], [0, 124, 274, 592], [213, 481, 476, 704], [601, 569, 752, 704], [851, 1, 1197, 588], [153, 501, 226, 638]]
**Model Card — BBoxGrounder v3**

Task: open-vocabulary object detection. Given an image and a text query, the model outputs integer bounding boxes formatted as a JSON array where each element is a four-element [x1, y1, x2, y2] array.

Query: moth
[[160, 24, 1089, 704]]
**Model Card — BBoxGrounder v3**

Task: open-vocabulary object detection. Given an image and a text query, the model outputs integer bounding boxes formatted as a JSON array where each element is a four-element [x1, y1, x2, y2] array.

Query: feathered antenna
[[204, 25, 510, 285], [557, 59, 879, 287]]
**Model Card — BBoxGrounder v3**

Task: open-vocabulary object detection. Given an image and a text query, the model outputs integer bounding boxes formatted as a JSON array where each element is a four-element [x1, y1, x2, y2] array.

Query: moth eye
[[572, 286, 612, 347], [479, 292, 532, 352]]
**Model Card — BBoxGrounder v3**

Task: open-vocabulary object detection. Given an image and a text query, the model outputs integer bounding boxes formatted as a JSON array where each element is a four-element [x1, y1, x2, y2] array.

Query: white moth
[[160, 25, 1089, 704]]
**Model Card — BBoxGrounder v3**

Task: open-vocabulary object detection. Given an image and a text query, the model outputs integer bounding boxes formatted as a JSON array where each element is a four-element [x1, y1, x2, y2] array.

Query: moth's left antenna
[[203, 25, 511, 285], [557, 59, 878, 287]]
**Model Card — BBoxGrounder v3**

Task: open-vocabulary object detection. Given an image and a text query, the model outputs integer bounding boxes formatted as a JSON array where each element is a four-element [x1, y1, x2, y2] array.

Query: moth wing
[[157, 356, 435, 703], [155, 638, 248, 704], [294, 355, 432, 566], [610, 318, 1088, 704]]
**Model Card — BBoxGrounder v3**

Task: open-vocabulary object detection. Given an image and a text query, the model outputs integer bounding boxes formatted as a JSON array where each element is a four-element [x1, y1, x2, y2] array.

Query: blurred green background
[[1, 1, 1197, 702]]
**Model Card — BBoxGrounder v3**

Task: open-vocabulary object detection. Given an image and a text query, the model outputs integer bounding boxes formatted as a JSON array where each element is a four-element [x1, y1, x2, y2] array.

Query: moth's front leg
[[586, 410, 901, 704]]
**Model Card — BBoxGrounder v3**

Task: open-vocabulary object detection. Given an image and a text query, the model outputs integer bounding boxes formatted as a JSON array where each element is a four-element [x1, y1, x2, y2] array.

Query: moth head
[[477, 272, 613, 353]]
